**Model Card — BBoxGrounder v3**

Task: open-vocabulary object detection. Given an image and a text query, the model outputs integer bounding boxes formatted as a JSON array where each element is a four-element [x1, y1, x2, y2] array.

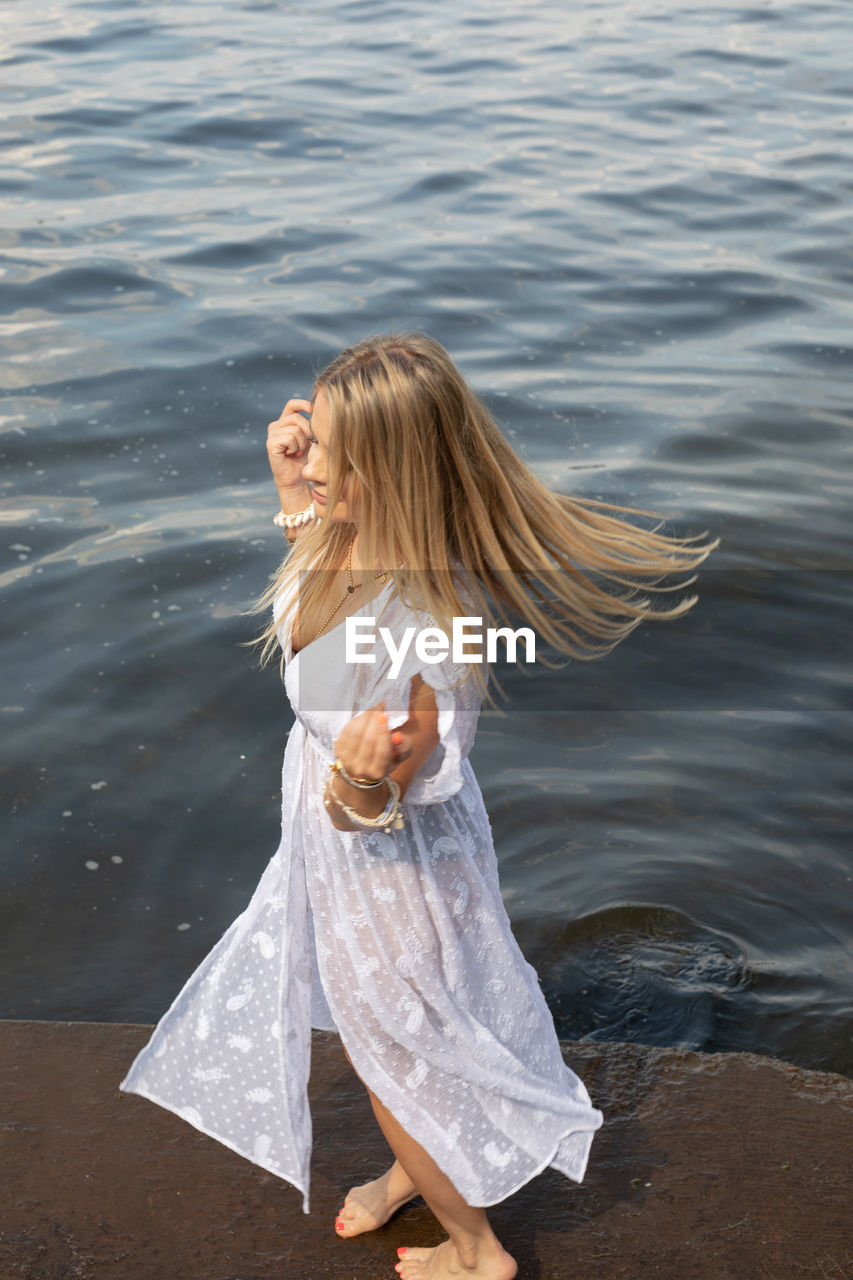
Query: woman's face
[[301, 389, 356, 522]]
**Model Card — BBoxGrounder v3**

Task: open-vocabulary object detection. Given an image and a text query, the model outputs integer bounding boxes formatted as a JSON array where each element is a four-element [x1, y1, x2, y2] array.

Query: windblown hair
[[252, 332, 719, 690]]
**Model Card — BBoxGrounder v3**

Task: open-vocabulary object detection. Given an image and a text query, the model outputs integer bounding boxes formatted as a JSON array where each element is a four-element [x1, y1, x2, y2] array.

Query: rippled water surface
[[2, 0, 851, 1077]]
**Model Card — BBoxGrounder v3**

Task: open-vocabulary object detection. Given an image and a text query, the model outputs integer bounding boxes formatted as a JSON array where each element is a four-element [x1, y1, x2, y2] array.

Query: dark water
[[2, 0, 851, 1079]]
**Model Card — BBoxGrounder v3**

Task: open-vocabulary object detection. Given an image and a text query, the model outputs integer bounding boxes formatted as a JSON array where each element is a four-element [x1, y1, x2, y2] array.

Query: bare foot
[[394, 1238, 518, 1280], [335, 1160, 418, 1238]]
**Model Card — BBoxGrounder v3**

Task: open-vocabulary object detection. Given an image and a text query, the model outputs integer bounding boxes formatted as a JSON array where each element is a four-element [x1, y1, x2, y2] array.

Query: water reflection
[[1, 0, 851, 1076]]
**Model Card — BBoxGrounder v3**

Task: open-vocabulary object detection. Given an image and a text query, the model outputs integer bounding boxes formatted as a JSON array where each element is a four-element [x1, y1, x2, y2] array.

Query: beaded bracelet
[[273, 503, 315, 532], [323, 773, 404, 834]]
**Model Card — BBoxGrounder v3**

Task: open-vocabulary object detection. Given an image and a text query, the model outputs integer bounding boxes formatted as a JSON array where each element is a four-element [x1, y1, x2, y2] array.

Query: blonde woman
[[121, 333, 719, 1280]]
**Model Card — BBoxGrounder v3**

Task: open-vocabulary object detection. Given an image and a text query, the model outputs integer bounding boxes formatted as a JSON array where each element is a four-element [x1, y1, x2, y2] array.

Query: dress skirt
[[120, 583, 603, 1212]]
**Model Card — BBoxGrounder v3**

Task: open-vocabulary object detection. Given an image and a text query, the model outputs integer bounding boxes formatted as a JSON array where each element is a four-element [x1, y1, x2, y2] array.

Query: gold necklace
[[310, 537, 388, 644]]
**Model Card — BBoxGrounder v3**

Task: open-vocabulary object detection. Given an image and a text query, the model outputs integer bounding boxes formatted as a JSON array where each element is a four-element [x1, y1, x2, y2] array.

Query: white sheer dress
[[120, 580, 604, 1212]]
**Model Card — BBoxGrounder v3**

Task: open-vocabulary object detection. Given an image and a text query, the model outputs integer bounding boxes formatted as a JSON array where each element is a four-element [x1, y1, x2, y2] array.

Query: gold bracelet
[[323, 773, 404, 834], [330, 758, 388, 790]]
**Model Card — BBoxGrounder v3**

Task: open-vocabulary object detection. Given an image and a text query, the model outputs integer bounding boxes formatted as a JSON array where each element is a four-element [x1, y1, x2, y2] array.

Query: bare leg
[[335, 1045, 419, 1238], [365, 1085, 517, 1280]]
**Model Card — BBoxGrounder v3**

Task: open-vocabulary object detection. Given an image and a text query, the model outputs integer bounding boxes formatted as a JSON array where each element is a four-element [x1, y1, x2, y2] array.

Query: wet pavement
[[2, 1022, 851, 1279]]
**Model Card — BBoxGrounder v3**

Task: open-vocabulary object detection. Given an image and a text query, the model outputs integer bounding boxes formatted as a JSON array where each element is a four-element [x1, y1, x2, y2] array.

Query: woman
[[121, 333, 719, 1280]]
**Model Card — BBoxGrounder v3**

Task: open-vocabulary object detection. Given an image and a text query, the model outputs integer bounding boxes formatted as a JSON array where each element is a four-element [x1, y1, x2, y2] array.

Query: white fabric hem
[[118, 1079, 311, 1214], [468, 1121, 598, 1208], [338, 1026, 600, 1209]]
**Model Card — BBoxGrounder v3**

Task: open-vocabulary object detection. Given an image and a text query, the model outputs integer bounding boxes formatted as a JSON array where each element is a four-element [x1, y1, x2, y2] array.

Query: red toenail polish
[[397, 1247, 408, 1256]]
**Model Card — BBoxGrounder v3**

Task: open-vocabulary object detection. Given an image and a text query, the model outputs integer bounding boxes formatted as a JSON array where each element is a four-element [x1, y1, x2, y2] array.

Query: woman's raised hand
[[334, 702, 412, 783], [266, 398, 314, 500]]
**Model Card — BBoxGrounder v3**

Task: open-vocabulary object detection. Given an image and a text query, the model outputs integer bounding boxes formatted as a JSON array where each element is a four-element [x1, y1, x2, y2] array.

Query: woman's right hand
[[266, 398, 314, 501], [334, 702, 412, 787]]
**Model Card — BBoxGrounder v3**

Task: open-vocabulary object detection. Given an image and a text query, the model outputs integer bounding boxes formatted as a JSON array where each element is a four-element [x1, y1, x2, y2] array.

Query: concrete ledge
[[1, 1021, 851, 1279]]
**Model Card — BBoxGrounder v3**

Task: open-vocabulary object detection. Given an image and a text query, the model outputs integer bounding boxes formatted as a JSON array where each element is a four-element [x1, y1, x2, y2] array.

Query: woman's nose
[[301, 445, 323, 484]]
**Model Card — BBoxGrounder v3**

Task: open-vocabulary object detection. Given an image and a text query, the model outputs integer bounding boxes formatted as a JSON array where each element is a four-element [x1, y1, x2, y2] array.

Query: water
[[1, 0, 851, 1078]]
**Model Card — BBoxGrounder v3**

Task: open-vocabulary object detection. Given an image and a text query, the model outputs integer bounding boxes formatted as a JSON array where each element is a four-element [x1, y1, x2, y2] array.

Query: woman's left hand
[[334, 701, 412, 782]]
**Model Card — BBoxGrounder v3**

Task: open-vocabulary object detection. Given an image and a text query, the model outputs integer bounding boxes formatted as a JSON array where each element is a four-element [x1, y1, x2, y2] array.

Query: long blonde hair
[[253, 332, 719, 688]]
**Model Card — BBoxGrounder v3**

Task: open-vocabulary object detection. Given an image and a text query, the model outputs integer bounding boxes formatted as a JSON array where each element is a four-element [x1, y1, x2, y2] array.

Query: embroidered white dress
[[120, 582, 603, 1212]]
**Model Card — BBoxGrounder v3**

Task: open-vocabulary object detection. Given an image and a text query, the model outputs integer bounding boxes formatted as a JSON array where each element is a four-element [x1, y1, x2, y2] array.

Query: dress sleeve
[[361, 596, 485, 805]]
